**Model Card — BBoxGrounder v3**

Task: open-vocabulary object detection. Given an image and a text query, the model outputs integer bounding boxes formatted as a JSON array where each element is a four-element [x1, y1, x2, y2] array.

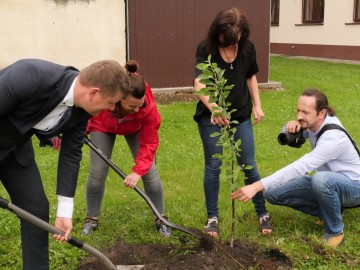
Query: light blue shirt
[[262, 116, 360, 190]]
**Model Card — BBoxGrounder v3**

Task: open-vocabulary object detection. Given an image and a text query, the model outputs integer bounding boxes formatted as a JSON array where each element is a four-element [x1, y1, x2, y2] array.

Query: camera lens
[[277, 131, 305, 148], [277, 133, 289, 145]]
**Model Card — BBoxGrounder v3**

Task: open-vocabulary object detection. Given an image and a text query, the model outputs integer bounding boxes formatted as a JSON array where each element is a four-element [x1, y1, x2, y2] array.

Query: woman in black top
[[193, 7, 272, 237]]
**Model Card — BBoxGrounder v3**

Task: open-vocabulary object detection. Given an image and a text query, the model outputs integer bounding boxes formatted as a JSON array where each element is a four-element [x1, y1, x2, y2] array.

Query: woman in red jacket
[[82, 60, 171, 237]]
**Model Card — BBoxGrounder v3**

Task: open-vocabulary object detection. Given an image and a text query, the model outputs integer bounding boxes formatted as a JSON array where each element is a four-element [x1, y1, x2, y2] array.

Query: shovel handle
[[0, 196, 117, 270], [84, 136, 202, 238]]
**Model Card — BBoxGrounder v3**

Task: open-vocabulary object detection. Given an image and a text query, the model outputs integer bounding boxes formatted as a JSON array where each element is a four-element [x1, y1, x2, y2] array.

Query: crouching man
[[231, 88, 360, 248]]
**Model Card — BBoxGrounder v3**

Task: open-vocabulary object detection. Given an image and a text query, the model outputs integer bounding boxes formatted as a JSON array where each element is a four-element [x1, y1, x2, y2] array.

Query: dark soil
[[77, 91, 293, 270], [77, 235, 292, 270]]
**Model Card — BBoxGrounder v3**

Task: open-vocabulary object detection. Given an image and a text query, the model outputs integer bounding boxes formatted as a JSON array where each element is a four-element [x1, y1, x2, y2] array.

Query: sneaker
[[82, 217, 98, 235], [325, 233, 344, 248], [155, 216, 172, 238]]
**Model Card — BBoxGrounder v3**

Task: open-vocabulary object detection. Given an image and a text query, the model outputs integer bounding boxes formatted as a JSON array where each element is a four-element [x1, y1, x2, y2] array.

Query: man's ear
[[89, 87, 101, 101], [320, 108, 327, 119]]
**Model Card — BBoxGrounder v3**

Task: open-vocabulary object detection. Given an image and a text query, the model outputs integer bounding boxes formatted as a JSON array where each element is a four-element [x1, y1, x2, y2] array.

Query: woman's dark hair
[[301, 88, 336, 116], [112, 60, 146, 116], [124, 60, 146, 99], [206, 7, 250, 55]]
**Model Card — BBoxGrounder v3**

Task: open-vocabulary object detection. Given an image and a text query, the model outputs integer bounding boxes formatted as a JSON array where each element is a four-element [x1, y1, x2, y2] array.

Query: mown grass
[[0, 55, 359, 269]]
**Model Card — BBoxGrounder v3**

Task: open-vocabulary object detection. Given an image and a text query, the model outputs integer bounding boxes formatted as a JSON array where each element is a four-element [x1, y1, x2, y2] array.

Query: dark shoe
[[259, 213, 272, 235], [82, 217, 98, 235], [325, 233, 344, 248], [155, 216, 172, 238], [204, 217, 219, 238]]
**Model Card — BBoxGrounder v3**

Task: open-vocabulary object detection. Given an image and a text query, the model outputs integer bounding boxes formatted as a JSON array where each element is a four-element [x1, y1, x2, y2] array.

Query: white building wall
[[270, 0, 359, 46], [0, 0, 126, 69]]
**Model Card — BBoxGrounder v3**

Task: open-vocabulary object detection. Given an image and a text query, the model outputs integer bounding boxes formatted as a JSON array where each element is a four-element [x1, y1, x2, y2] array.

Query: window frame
[[302, 0, 325, 24], [271, 0, 280, 26], [355, 0, 360, 22]]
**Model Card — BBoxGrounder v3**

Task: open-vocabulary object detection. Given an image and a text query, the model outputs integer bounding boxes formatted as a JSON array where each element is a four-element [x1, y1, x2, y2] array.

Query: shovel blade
[[117, 265, 144, 270]]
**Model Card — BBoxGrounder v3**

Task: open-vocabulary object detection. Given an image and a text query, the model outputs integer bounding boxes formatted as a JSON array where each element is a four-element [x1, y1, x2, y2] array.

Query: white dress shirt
[[33, 77, 77, 218], [33, 78, 76, 131]]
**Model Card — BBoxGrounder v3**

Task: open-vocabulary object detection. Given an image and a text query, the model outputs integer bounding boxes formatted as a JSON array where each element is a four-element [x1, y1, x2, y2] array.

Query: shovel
[[84, 136, 212, 244], [0, 196, 119, 270]]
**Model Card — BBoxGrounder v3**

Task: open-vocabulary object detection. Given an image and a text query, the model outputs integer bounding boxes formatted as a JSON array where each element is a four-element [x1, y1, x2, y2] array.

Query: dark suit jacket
[[0, 59, 90, 197]]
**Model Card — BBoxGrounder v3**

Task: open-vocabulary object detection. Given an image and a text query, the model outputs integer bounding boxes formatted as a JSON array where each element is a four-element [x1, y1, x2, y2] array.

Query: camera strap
[[316, 124, 360, 157]]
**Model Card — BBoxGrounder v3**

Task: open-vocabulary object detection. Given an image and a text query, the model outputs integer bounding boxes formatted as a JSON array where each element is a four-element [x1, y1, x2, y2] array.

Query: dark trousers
[[0, 152, 49, 270]]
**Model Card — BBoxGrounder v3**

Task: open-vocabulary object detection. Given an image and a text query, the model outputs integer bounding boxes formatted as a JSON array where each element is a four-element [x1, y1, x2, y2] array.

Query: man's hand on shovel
[[52, 217, 73, 242]]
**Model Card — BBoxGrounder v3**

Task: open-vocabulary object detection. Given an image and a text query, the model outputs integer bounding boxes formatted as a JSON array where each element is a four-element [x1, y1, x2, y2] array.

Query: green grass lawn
[[0, 55, 359, 269]]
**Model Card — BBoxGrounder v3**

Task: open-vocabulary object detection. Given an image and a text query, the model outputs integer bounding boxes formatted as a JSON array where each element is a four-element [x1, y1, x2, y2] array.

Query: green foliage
[[196, 55, 243, 192], [196, 55, 235, 120]]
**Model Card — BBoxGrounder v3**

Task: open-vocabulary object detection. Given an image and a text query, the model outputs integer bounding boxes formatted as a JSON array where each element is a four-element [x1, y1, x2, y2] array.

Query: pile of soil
[[77, 237, 292, 270]]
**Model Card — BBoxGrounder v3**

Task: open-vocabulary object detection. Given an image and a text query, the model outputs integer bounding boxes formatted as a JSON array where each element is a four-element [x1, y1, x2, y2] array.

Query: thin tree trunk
[[230, 161, 235, 248]]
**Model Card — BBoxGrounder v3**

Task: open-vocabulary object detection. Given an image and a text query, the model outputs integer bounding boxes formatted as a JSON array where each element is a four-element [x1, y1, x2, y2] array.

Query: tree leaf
[[212, 153, 223, 159], [196, 63, 209, 70], [210, 132, 221, 137]]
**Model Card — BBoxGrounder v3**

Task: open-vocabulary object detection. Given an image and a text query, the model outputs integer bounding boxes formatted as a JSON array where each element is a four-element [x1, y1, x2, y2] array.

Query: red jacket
[[87, 83, 161, 176]]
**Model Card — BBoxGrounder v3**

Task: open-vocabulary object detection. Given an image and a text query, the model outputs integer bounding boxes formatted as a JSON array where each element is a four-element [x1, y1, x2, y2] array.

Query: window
[[355, 0, 360, 22], [302, 0, 324, 23], [271, 0, 280, 26]]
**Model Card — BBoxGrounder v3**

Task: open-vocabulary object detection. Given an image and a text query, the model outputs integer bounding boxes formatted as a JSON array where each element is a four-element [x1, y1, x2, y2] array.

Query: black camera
[[277, 131, 306, 148]]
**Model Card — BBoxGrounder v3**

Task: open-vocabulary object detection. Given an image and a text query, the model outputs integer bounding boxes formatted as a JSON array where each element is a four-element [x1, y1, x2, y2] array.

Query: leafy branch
[[196, 55, 245, 247]]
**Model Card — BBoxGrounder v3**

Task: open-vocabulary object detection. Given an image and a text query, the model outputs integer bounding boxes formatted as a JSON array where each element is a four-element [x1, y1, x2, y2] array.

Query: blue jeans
[[197, 117, 268, 219], [265, 172, 360, 238]]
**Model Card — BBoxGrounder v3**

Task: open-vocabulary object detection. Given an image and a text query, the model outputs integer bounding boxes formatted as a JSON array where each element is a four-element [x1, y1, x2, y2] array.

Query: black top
[[193, 40, 259, 123]]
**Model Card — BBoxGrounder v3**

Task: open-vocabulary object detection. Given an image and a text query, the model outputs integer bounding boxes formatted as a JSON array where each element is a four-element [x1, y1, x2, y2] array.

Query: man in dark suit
[[0, 58, 130, 270]]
